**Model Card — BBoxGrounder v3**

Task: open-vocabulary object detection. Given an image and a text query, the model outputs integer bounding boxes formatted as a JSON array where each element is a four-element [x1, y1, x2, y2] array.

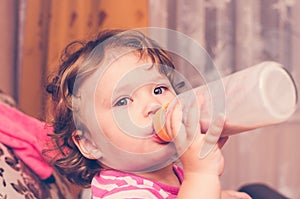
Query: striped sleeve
[[93, 186, 165, 199], [91, 172, 174, 199]]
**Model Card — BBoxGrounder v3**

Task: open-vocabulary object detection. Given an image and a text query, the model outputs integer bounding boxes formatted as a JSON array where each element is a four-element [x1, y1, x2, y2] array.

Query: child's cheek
[[112, 108, 154, 138]]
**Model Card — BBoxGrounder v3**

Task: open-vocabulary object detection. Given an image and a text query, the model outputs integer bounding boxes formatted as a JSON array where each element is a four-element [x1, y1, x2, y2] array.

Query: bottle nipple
[[153, 103, 172, 143]]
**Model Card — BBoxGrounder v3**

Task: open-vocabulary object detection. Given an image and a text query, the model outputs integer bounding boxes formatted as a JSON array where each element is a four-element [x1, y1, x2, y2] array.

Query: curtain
[[149, 0, 300, 198]]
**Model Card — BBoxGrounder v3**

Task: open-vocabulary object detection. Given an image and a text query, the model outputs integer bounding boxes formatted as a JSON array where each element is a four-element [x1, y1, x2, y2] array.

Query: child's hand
[[163, 93, 227, 176], [171, 93, 227, 199]]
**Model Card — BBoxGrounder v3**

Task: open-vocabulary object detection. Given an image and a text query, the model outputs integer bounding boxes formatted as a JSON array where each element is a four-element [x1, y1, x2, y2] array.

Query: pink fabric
[[91, 165, 184, 199], [0, 103, 53, 179]]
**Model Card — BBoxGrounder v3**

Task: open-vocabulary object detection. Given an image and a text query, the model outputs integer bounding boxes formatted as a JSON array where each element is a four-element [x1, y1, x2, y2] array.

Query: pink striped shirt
[[91, 165, 184, 199]]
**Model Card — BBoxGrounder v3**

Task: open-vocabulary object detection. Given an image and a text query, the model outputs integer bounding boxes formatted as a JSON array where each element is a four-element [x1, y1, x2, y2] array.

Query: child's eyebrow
[[113, 74, 170, 94]]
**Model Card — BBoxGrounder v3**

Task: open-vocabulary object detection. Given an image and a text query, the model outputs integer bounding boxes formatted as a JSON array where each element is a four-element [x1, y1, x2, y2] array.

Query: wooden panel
[[18, 0, 148, 119], [0, 0, 17, 97], [98, 0, 148, 29], [18, 0, 50, 119], [47, 0, 148, 73]]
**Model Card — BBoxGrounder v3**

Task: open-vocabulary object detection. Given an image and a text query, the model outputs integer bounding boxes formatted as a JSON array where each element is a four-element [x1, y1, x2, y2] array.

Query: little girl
[[46, 29, 250, 199]]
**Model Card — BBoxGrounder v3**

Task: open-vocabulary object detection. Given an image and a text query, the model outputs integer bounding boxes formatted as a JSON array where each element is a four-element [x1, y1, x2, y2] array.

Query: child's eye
[[153, 86, 168, 95], [114, 97, 132, 107]]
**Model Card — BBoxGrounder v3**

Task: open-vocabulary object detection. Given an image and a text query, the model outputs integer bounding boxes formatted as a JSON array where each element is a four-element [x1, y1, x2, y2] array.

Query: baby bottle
[[154, 61, 297, 142]]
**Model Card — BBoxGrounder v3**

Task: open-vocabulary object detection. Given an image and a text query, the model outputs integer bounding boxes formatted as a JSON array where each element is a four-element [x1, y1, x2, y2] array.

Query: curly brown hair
[[45, 29, 177, 187]]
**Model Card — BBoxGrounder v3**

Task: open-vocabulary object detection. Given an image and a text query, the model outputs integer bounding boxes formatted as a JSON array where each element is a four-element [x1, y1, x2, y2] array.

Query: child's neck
[[137, 164, 181, 187]]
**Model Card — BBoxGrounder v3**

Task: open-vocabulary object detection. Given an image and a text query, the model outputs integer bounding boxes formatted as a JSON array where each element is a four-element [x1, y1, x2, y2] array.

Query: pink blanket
[[0, 103, 53, 180]]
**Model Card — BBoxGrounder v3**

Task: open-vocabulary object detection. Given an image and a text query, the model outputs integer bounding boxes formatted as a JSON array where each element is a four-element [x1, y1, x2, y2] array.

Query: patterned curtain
[[149, 0, 300, 198]]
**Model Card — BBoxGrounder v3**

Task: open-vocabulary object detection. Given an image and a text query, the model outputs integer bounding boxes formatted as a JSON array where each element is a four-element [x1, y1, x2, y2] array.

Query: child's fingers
[[167, 98, 187, 150], [165, 98, 180, 140], [199, 113, 225, 159], [181, 96, 200, 141], [167, 94, 200, 152]]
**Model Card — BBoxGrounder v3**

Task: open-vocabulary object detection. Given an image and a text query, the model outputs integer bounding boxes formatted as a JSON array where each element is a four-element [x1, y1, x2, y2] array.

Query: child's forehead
[[113, 65, 169, 91], [100, 53, 169, 89], [77, 52, 171, 108], [78, 52, 169, 97], [101, 52, 157, 80]]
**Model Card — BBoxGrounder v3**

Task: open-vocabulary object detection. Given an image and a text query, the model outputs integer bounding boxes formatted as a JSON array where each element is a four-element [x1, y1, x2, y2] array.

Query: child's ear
[[72, 130, 103, 159]]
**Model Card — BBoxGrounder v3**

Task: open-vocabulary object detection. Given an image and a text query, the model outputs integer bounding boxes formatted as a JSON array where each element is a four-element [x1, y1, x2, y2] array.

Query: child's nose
[[146, 104, 161, 117]]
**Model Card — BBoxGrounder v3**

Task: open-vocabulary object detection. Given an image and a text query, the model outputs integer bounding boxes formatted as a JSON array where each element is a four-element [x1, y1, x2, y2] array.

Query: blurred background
[[0, 0, 299, 198]]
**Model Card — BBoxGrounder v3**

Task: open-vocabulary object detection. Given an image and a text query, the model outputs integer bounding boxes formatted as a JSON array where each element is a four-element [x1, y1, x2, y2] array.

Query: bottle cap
[[153, 103, 172, 142]]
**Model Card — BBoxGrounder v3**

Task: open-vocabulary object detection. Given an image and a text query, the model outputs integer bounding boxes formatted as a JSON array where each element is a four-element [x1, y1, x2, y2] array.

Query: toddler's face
[[95, 52, 175, 152], [77, 52, 178, 171]]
